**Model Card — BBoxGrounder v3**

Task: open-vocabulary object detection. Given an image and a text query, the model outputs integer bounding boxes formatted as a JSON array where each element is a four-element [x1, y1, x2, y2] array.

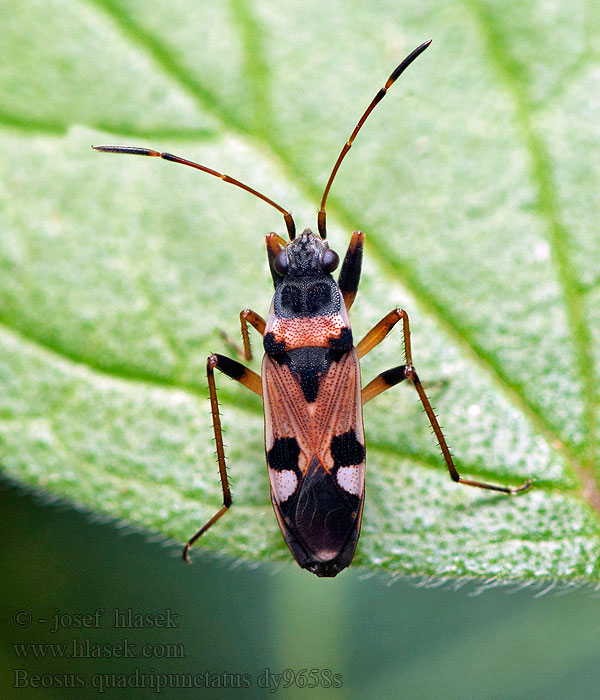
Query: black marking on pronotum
[[328, 326, 353, 351], [330, 430, 365, 468], [274, 277, 341, 318], [305, 282, 332, 313], [263, 332, 286, 355], [281, 284, 303, 313]]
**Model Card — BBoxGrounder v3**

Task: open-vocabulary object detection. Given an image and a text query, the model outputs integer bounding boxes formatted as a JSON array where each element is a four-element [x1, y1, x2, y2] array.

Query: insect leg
[[240, 309, 266, 361], [362, 365, 408, 404], [356, 306, 411, 360], [361, 308, 532, 495], [219, 310, 266, 361], [183, 353, 262, 562], [338, 231, 364, 311]]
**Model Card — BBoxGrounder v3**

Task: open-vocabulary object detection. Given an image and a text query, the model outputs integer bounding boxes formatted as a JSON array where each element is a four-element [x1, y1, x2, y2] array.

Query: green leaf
[[1, 0, 599, 580]]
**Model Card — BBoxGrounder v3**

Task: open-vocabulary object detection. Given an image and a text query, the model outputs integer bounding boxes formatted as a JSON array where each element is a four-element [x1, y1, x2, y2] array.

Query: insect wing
[[263, 349, 365, 575]]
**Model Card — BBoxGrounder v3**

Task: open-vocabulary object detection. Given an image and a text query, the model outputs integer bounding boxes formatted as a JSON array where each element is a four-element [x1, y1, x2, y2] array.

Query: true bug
[[94, 39, 532, 577]]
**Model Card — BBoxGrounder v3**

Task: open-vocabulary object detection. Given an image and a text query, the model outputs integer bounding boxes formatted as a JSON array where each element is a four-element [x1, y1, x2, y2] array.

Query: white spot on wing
[[336, 466, 362, 495], [270, 469, 298, 502]]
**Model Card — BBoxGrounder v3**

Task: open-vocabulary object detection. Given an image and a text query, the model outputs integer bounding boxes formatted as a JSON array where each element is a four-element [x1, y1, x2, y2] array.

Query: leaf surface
[[1, 0, 600, 579]]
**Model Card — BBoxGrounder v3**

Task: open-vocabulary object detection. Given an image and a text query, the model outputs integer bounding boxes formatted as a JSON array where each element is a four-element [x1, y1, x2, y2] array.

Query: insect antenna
[[317, 39, 432, 238], [92, 145, 297, 240]]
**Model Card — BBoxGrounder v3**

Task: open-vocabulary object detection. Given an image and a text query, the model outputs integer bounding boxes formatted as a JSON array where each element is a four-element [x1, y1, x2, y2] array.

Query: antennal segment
[[317, 39, 432, 238], [93, 145, 297, 240]]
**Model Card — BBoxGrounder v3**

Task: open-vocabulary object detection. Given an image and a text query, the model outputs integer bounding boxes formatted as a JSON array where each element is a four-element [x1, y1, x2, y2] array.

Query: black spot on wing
[[267, 437, 300, 472], [330, 430, 365, 468]]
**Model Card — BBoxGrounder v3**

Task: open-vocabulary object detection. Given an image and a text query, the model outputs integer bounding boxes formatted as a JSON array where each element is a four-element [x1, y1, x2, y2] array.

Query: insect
[[94, 39, 532, 577]]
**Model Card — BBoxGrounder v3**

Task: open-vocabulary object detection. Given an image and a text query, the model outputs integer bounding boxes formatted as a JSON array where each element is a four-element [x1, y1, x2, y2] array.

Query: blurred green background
[[2, 0, 600, 697], [1, 483, 600, 699]]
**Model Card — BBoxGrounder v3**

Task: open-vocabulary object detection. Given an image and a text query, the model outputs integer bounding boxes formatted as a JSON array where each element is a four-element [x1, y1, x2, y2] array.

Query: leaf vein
[[462, 0, 600, 512]]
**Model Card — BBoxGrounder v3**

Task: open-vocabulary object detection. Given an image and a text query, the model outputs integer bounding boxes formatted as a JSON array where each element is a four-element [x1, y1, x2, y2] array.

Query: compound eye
[[274, 250, 289, 276], [322, 248, 339, 272]]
